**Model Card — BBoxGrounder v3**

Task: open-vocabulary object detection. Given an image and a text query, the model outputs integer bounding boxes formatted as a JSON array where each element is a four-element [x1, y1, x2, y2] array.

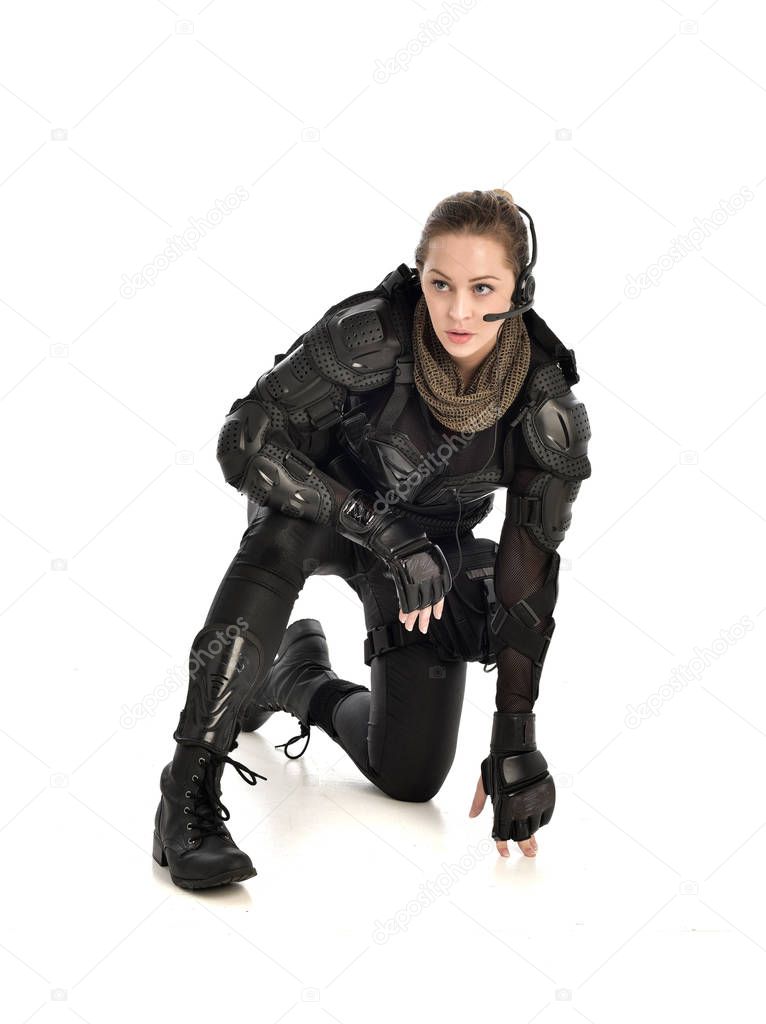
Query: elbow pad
[[216, 399, 270, 491], [512, 361, 592, 552], [216, 398, 333, 521]]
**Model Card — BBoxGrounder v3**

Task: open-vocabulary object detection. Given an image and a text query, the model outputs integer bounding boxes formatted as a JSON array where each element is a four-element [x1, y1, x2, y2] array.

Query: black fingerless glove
[[337, 488, 452, 615], [480, 712, 556, 842]]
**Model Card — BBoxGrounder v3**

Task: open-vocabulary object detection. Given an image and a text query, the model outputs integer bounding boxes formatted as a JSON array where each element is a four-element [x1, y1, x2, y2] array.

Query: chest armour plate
[[363, 428, 446, 499], [339, 394, 507, 513]]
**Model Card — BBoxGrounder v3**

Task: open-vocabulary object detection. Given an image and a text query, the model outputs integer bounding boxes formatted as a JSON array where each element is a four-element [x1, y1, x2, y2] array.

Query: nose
[[448, 291, 472, 323]]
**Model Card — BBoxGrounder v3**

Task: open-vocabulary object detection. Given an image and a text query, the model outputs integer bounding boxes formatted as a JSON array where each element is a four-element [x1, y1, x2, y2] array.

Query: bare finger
[[468, 776, 486, 817]]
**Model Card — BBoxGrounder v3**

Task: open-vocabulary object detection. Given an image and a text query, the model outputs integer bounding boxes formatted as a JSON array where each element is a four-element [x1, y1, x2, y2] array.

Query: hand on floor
[[468, 774, 539, 858]]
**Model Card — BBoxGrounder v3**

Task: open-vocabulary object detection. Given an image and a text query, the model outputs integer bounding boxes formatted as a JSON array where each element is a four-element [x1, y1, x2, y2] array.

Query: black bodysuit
[[287, 342, 564, 715], [211, 263, 591, 799]]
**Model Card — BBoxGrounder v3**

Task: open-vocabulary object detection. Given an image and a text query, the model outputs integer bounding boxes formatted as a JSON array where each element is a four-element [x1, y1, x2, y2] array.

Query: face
[[419, 232, 516, 370]]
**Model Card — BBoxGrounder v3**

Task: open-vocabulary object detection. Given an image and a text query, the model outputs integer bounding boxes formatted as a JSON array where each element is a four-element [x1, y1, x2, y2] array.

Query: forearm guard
[[337, 489, 453, 614]]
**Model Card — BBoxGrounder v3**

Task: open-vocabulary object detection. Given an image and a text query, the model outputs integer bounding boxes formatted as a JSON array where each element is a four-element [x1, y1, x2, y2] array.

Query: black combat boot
[[245, 618, 367, 759], [238, 705, 275, 734], [152, 622, 268, 889]]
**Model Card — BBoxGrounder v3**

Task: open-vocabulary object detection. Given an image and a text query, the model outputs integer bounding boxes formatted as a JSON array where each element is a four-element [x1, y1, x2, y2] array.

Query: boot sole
[[153, 831, 257, 889]]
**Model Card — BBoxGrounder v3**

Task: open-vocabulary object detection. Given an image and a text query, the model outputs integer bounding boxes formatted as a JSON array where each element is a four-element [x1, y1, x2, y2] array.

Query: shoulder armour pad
[[520, 360, 592, 481], [302, 283, 413, 392]]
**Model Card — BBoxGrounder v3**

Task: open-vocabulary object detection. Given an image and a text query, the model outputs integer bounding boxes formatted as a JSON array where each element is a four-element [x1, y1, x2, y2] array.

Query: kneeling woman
[[152, 188, 592, 890]]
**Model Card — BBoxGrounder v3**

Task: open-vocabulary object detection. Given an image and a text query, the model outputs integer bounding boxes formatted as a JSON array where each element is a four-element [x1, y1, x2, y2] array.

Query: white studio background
[[1, 0, 764, 1021]]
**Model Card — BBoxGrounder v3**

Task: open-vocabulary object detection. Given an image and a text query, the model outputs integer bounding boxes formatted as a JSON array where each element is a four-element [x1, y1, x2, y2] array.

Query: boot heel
[[152, 831, 168, 866]]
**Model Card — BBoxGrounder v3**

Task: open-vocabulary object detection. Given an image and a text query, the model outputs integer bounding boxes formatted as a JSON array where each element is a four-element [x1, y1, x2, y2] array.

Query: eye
[[431, 279, 494, 295]]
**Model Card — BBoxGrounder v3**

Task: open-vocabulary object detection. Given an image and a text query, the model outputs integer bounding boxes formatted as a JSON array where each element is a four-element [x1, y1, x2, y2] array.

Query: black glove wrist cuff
[[338, 489, 379, 536], [489, 711, 536, 753], [338, 489, 431, 561]]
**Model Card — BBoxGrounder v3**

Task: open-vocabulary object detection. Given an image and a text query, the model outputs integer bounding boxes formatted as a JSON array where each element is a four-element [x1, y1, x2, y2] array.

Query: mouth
[[446, 330, 475, 344]]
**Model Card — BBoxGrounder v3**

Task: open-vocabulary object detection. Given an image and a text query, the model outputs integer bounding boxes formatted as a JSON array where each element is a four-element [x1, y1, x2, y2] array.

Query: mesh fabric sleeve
[[493, 463, 560, 714]]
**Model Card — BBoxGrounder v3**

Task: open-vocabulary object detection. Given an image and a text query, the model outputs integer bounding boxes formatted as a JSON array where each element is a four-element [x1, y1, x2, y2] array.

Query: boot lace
[[274, 715, 311, 759], [185, 740, 267, 842]]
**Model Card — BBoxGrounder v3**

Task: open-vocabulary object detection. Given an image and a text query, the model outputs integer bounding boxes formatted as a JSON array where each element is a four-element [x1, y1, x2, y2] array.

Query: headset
[[446, 201, 537, 602]]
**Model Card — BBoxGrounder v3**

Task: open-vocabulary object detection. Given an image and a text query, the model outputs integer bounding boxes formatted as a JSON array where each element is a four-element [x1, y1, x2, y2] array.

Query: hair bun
[[493, 188, 516, 206]]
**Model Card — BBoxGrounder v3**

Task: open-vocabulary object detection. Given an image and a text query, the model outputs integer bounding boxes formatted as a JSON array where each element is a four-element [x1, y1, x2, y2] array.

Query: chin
[[439, 333, 485, 357]]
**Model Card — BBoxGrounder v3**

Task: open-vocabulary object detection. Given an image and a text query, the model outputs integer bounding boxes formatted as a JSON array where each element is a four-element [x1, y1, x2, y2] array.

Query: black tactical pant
[[199, 503, 482, 802]]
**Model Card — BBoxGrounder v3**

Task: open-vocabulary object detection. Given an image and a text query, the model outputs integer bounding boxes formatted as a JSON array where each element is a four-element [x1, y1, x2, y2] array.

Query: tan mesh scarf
[[411, 293, 531, 433]]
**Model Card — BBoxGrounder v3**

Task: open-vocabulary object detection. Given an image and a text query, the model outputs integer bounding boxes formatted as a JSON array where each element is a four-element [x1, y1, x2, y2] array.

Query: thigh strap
[[364, 620, 432, 666], [364, 554, 558, 669]]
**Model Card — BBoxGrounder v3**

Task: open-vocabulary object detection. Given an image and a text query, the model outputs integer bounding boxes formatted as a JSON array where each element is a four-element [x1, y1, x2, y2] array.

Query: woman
[[152, 189, 592, 890]]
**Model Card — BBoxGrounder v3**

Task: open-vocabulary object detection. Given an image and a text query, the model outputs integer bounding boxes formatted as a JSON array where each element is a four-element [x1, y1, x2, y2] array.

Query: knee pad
[[187, 620, 263, 681]]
